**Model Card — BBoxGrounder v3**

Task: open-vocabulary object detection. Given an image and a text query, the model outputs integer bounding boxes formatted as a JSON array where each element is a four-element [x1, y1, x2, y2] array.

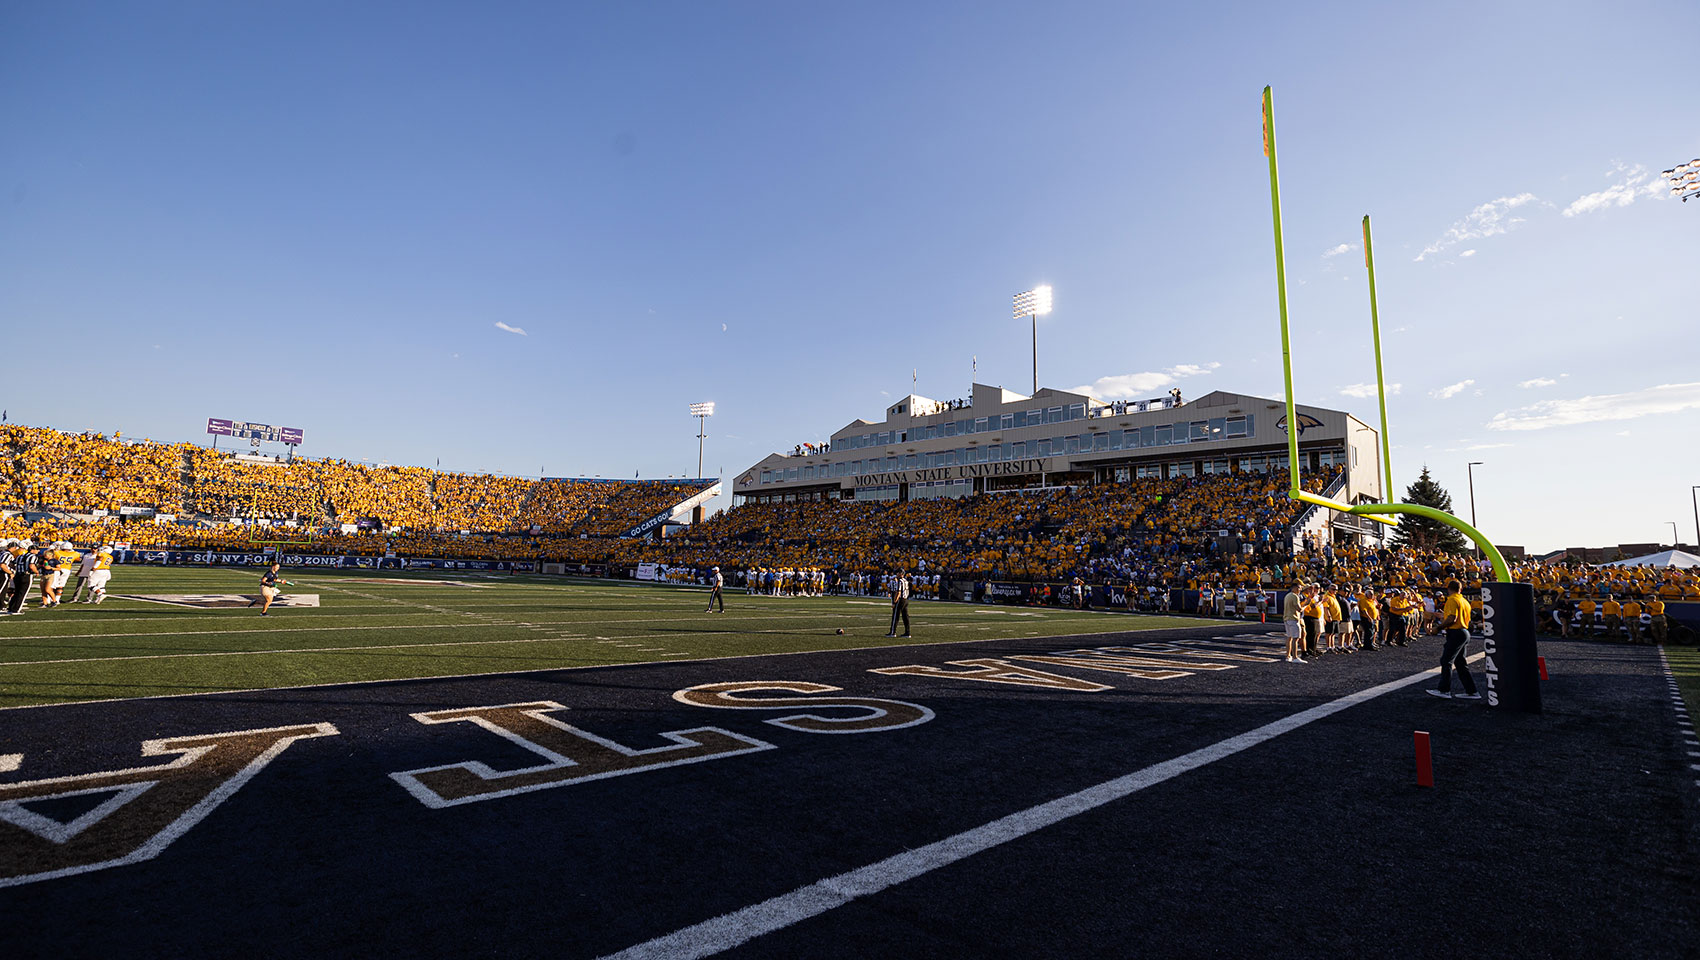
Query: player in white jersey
[[85, 546, 115, 603]]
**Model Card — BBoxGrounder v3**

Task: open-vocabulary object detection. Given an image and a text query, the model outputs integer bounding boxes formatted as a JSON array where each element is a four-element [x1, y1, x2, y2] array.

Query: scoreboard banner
[[112, 550, 534, 573], [207, 418, 304, 445]]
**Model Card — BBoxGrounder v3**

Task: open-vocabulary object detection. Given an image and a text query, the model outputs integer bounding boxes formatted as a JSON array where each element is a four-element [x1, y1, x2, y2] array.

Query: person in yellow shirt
[[1322, 585, 1346, 653], [1620, 597, 1643, 643], [1646, 595, 1667, 643], [1387, 589, 1411, 646], [1427, 579, 1481, 700], [1602, 596, 1622, 641], [1358, 588, 1382, 649], [1301, 584, 1325, 658], [1577, 597, 1596, 638]]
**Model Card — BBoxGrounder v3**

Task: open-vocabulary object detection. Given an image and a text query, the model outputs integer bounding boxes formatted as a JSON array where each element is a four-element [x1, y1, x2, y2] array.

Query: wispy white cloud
[[1338, 382, 1401, 399], [1562, 164, 1665, 217], [1460, 249, 1477, 258], [1416, 194, 1539, 261], [1518, 377, 1557, 389], [1430, 379, 1475, 400], [494, 321, 527, 336], [1443, 442, 1514, 452], [1486, 382, 1700, 431], [1073, 362, 1220, 399], [1322, 243, 1358, 258]]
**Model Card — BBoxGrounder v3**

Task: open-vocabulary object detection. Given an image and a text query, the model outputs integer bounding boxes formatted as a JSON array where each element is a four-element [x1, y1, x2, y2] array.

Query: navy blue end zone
[[0, 626, 1694, 959]]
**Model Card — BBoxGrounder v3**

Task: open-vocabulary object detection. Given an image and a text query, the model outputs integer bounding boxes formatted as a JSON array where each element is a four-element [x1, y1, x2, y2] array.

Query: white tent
[[1596, 550, 1700, 569]]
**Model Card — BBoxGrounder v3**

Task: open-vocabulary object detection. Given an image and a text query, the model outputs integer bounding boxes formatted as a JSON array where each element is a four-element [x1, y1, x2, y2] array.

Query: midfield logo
[[118, 594, 322, 608]]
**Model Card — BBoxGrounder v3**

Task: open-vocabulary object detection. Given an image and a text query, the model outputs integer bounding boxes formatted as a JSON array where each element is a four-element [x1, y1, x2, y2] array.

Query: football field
[[0, 569, 1695, 958], [0, 568, 1198, 709]]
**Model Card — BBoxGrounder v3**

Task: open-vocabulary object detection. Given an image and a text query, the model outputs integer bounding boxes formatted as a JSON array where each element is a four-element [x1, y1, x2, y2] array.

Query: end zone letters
[[0, 636, 1281, 887]]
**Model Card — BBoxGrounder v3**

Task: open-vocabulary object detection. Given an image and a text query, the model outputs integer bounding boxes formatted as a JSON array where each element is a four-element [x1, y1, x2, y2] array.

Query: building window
[[1137, 464, 1163, 479], [1225, 416, 1249, 438], [1068, 403, 1085, 420], [1189, 420, 1209, 442], [1172, 461, 1195, 477], [1047, 406, 1063, 423], [760, 471, 771, 484], [1037, 439, 1052, 456], [1153, 425, 1172, 446], [1092, 433, 1109, 451], [1001, 413, 1014, 429]]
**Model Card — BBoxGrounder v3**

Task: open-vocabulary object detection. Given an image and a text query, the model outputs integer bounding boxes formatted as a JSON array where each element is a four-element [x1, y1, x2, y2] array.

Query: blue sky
[[2, 1, 1695, 553]]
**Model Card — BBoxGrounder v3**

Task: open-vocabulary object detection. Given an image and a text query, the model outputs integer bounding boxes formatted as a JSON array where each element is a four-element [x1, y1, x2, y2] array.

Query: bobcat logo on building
[[1275, 413, 1324, 436]]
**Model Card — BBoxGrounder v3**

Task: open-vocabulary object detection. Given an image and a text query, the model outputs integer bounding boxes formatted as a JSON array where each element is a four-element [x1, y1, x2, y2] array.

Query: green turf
[[1665, 642, 1700, 717], [0, 567, 1215, 708]]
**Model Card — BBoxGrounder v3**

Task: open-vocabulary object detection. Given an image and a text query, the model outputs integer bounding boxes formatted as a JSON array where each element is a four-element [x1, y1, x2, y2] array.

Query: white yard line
[[599, 655, 1483, 960], [0, 634, 594, 667], [0, 623, 1265, 712]]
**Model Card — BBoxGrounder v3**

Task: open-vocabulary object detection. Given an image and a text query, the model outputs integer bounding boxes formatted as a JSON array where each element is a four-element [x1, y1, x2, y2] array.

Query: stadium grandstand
[[0, 423, 718, 559]]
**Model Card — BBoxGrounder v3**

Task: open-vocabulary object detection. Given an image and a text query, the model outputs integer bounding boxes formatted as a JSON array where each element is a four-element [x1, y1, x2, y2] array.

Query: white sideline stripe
[[600, 656, 1477, 960]]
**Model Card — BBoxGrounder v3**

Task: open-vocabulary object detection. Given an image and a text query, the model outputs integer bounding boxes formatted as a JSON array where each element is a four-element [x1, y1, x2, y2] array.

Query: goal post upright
[[1361, 215, 1395, 501], [1261, 86, 1303, 501], [1257, 84, 1536, 710]]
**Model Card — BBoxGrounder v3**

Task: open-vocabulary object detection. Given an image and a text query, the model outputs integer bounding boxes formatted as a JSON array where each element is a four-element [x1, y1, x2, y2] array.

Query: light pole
[[1668, 522, 1680, 548], [1660, 159, 1700, 202], [689, 402, 715, 479], [1467, 461, 1484, 555], [1691, 485, 1698, 549], [1013, 285, 1053, 396]]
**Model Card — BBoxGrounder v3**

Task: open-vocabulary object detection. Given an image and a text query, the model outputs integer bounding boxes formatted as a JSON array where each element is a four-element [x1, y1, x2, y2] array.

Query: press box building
[[732, 383, 1387, 538]]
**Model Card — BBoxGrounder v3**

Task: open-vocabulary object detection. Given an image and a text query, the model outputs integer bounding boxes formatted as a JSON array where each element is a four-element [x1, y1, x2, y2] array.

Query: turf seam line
[[597, 654, 1483, 960]]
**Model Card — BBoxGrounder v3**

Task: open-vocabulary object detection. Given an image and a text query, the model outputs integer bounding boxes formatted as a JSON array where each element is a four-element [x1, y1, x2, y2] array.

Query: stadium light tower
[[1467, 461, 1484, 556], [689, 402, 715, 479], [1013, 285, 1053, 396], [1660, 159, 1700, 202]]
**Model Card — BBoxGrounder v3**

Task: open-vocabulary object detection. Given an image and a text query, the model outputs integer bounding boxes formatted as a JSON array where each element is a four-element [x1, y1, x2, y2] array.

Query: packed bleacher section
[[0, 424, 712, 542]]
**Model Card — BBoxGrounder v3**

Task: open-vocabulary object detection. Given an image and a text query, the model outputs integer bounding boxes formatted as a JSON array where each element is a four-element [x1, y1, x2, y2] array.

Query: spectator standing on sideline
[[886, 570, 911, 638], [1428, 579, 1481, 700], [1302, 584, 1324, 658], [1283, 582, 1306, 663], [1647, 594, 1668, 643], [1620, 595, 1642, 643], [705, 565, 725, 613]]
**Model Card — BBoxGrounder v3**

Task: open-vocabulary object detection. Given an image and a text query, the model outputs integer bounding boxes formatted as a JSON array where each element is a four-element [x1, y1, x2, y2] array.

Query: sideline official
[[886, 572, 911, 638], [705, 566, 725, 613]]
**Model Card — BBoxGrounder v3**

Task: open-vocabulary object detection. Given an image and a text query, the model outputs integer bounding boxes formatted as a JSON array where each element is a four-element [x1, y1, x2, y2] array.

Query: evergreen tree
[[1389, 465, 1470, 553]]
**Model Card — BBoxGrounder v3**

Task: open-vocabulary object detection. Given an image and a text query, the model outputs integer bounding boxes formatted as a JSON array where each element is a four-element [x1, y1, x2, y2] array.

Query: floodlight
[[1013, 285, 1055, 395], [689, 402, 715, 417], [1659, 160, 1700, 202], [1012, 285, 1053, 319]]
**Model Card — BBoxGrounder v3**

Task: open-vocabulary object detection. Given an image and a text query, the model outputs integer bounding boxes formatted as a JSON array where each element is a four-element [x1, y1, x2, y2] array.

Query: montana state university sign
[[854, 457, 1056, 487]]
